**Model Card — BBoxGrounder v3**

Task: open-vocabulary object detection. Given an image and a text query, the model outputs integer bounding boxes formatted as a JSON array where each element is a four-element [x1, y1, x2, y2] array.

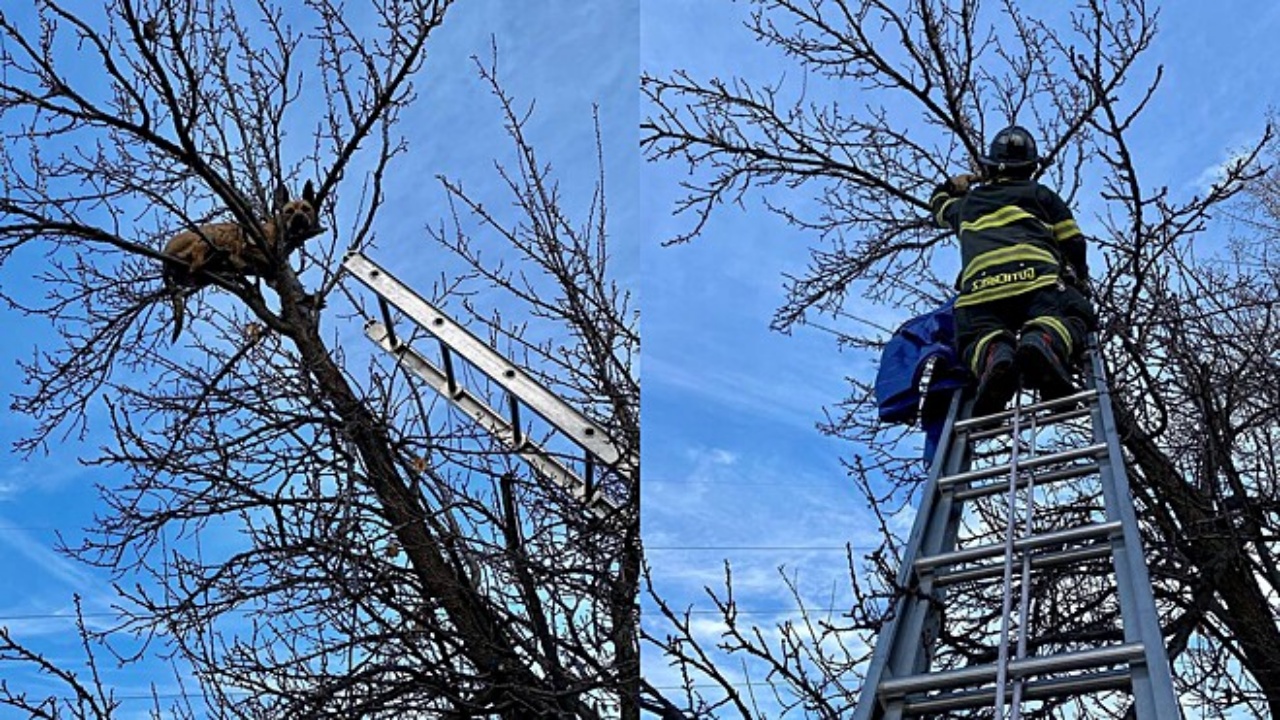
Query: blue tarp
[[874, 298, 969, 461]]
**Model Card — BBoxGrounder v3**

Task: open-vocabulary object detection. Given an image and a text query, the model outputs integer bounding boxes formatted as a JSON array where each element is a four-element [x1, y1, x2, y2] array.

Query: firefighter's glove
[[1061, 263, 1093, 299], [1077, 277, 1095, 300], [945, 173, 983, 195]]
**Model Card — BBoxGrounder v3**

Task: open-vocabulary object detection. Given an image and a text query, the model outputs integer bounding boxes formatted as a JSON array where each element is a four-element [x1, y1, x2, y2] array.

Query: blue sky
[[639, 0, 1280, 710], [0, 1, 636, 715]]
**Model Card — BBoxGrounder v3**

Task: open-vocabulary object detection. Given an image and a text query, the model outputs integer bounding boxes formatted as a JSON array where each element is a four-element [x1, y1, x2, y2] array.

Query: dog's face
[[274, 180, 319, 241]]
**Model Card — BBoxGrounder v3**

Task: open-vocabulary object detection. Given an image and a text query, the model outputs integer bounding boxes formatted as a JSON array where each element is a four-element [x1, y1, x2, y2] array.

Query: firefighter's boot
[[973, 340, 1018, 417], [1017, 329, 1076, 401]]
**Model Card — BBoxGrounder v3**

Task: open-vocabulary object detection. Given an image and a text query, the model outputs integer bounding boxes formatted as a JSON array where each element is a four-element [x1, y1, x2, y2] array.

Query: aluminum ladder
[[853, 338, 1180, 718], [342, 251, 634, 521]]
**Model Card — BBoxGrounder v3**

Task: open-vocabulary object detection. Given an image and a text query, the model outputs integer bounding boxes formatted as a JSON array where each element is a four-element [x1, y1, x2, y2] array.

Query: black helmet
[[979, 125, 1039, 172]]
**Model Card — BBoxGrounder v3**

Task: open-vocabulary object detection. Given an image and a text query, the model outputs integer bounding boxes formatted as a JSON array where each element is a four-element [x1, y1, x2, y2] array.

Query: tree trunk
[[1116, 399, 1280, 718], [275, 269, 602, 718]]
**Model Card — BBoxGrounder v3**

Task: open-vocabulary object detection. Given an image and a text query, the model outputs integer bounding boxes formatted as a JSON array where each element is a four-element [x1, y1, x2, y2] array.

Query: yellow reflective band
[[1026, 315, 1074, 357], [1052, 218, 1082, 241], [960, 244, 1058, 284], [960, 205, 1038, 233], [969, 329, 1010, 374], [934, 197, 958, 228], [955, 274, 1060, 307]]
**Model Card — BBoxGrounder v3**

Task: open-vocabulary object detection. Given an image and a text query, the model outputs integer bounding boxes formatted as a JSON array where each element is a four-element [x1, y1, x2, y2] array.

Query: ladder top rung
[[937, 443, 1106, 489], [954, 389, 1098, 431]]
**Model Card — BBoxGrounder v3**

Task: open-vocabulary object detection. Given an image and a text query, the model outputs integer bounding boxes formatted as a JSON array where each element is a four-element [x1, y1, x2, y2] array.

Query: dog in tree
[[162, 181, 320, 342]]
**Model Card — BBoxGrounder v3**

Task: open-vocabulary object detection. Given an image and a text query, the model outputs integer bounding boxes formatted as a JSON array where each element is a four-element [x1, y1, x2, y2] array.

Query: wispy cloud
[[0, 521, 105, 603], [644, 441, 880, 628], [1190, 149, 1257, 197], [0, 455, 94, 503]]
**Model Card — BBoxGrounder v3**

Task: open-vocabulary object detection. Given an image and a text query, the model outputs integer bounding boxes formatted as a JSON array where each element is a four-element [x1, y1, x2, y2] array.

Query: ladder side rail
[[993, 393, 1031, 720], [1009, 406, 1043, 718], [344, 251, 632, 473], [853, 390, 968, 720], [365, 320, 622, 520], [1086, 339, 1183, 719]]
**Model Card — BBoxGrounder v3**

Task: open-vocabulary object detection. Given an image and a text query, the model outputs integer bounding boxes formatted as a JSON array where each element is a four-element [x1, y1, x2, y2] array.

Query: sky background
[[1, 1, 1279, 718]]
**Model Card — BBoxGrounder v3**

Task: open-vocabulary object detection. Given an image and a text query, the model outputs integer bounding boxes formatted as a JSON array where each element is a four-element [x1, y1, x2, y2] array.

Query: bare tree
[[644, 1, 1279, 717], [0, 2, 637, 718], [1, 598, 121, 720]]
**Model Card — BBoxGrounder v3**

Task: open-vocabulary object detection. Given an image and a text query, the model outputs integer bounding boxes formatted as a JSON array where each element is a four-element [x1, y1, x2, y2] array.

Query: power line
[[643, 479, 849, 488], [646, 545, 855, 551], [0, 611, 118, 622], [678, 607, 847, 616]]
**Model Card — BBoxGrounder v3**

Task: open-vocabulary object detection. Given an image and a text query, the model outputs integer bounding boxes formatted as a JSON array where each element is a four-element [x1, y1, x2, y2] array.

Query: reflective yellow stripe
[[1026, 315, 1074, 357], [960, 205, 1040, 233], [955, 274, 1060, 307], [969, 329, 1010, 374], [934, 197, 958, 227], [1052, 218, 1081, 241], [960, 244, 1058, 284]]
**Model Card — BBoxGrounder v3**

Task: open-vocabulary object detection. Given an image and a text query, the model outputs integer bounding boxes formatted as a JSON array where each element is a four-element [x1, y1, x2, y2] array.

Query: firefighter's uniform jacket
[[930, 177, 1087, 308]]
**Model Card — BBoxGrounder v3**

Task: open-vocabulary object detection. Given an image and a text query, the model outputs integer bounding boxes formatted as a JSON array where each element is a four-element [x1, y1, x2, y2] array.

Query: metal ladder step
[[899, 668, 1133, 715], [915, 520, 1121, 574], [954, 462, 1098, 502], [964, 405, 1093, 441], [936, 443, 1107, 490], [878, 643, 1145, 698], [934, 543, 1114, 588]]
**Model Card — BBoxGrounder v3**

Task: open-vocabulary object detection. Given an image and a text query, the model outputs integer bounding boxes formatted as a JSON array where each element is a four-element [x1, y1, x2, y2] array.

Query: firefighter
[[931, 125, 1095, 416]]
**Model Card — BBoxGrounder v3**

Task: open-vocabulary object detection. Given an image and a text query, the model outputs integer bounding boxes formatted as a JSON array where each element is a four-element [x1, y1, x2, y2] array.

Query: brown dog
[[163, 181, 320, 342]]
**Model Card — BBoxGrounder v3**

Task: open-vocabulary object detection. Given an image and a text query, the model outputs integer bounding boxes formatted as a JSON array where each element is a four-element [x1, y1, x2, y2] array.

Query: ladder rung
[[915, 520, 1122, 574], [899, 668, 1132, 714], [878, 642, 1144, 697], [953, 462, 1099, 502], [966, 406, 1093, 441], [938, 444, 1107, 489], [934, 544, 1114, 588], [953, 390, 1098, 431]]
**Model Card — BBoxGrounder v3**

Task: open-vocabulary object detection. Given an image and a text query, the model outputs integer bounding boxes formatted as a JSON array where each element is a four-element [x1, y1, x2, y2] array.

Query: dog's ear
[[273, 183, 290, 210], [302, 180, 317, 207]]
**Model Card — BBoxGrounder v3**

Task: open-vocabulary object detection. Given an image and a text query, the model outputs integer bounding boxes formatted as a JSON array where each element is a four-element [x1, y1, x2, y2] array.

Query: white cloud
[[1190, 150, 1255, 197], [0, 520, 97, 592], [0, 456, 93, 503]]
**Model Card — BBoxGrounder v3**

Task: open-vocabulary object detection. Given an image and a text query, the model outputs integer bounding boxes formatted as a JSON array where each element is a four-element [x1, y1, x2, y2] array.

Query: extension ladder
[[342, 251, 633, 520], [853, 338, 1180, 718]]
